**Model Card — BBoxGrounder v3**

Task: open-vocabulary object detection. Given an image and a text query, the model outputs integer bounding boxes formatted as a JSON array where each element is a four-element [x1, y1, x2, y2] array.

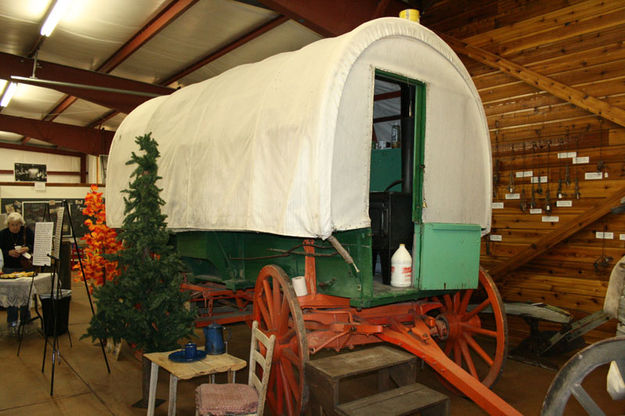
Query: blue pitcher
[[203, 323, 229, 355]]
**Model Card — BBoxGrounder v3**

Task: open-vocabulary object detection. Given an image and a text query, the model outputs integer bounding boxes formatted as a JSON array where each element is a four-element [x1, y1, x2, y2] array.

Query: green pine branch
[[85, 133, 195, 353]]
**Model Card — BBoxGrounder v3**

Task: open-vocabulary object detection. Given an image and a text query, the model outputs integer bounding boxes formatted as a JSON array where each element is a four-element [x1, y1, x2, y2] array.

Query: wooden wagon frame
[[107, 18, 519, 415]]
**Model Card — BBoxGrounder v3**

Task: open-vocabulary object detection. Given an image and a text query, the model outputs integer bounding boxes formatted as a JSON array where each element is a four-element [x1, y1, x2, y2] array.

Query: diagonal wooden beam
[[160, 15, 289, 85], [489, 183, 625, 280], [39, 0, 197, 124], [441, 34, 625, 128]]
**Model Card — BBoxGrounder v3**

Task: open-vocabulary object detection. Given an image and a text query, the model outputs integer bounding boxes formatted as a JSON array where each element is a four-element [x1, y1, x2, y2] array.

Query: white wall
[[0, 148, 82, 183]]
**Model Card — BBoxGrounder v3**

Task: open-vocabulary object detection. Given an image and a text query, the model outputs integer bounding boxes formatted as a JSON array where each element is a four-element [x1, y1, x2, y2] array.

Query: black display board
[[1, 198, 89, 238]]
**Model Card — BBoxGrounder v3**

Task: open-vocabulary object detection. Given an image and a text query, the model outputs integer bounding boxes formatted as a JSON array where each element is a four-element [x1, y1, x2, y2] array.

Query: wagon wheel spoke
[[253, 265, 309, 416], [463, 332, 494, 366], [459, 337, 478, 378], [435, 268, 508, 390]]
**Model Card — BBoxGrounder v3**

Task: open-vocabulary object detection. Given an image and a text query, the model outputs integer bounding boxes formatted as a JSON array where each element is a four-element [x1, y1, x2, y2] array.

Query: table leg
[[147, 362, 159, 416], [227, 370, 236, 383], [168, 374, 178, 416]]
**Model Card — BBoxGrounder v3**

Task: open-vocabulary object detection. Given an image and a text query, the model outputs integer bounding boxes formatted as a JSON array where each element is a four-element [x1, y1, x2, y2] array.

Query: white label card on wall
[[556, 200, 572, 207], [516, 171, 533, 178], [585, 172, 603, 180], [505, 193, 520, 200], [529, 208, 542, 214], [492, 202, 504, 209], [620, 234, 625, 241], [573, 156, 590, 164], [489, 234, 502, 241], [558, 152, 576, 159], [542, 216, 559, 222], [531, 176, 548, 183], [596, 232, 614, 239]]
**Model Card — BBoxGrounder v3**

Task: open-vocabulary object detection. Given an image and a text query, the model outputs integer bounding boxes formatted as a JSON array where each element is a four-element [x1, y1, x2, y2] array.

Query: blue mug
[[184, 342, 197, 359]]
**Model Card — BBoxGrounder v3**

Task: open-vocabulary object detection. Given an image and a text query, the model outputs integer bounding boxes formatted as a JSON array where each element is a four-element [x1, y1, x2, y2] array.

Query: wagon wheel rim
[[253, 265, 309, 416], [434, 267, 508, 389], [541, 336, 625, 415]]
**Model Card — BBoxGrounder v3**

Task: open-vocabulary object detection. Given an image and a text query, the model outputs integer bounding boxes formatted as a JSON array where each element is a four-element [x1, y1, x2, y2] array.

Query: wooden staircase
[[305, 345, 449, 416]]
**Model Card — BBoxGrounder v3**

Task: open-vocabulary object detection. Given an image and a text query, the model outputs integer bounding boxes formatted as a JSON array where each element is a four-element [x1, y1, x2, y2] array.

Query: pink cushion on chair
[[195, 383, 258, 416]]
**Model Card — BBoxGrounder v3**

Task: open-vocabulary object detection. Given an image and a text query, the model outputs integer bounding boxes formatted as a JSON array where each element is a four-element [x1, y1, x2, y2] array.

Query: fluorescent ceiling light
[[0, 82, 17, 107], [40, 0, 72, 37], [0, 79, 6, 91]]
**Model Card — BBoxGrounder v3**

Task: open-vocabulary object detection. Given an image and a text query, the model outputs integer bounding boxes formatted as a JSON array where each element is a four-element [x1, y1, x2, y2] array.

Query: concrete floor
[[0, 279, 622, 416]]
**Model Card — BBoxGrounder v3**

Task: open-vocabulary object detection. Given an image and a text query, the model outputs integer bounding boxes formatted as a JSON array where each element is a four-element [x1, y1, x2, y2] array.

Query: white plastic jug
[[391, 244, 412, 287]]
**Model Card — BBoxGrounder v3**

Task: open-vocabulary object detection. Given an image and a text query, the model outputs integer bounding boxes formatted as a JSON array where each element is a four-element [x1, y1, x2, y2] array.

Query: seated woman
[[0, 212, 35, 329]]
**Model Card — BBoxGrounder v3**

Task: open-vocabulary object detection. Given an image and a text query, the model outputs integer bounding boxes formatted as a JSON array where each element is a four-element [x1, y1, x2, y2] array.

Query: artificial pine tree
[[85, 133, 195, 354]]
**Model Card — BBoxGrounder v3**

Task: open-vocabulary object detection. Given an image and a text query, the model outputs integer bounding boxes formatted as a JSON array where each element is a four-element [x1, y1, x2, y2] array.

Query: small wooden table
[[144, 350, 247, 416]]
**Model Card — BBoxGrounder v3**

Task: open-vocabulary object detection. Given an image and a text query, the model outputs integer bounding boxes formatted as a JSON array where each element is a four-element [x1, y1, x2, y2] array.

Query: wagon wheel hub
[[432, 269, 508, 390]]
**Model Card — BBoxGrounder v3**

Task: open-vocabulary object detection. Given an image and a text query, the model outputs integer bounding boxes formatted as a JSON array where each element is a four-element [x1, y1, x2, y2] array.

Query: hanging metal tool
[[530, 181, 537, 209], [544, 188, 553, 215], [557, 177, 565, 199], [520, 188, 527, 213], [508, 171, 515, 193], [574, 175, 581, 200], [565, 165, 571, 186]]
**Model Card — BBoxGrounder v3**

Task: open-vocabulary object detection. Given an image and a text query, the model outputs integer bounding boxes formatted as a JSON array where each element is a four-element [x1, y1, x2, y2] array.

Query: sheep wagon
[[107, 17, 520, 416]]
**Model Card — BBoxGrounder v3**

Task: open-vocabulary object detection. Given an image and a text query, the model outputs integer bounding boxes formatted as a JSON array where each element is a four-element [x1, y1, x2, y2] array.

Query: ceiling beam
[[0, 114, 113, 155], [94, 15, 290, 129], [442, 34, 625, 128], [0, 52, 174, 105], [257, 0, 408, 36], [161, 15, 289, 85], [489, 183, 625, 280], [98, 0, 198, 73], [0, 141, 83, 157], [37, 0, 197, 127]]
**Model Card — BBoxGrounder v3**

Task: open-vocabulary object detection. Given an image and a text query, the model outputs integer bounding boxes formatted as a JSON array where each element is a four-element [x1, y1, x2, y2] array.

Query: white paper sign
[[33, 222, 54, 266], [34, 182, 46, 191], [505, 193, 520, 200], [489, 234, 502, 241], [531, 176, 548, 183], [585, 172, 603, 180], [556, 200, 572, 207], [573, 156, 589, 164], [516, 170, 533, 178], [491, 202, 504, 209], [558, 152, 576, 159], [596, 232, 614, 239], [542, 216, 559, 222], [529, 208, 542, 214], [620, 234, 625, 241]]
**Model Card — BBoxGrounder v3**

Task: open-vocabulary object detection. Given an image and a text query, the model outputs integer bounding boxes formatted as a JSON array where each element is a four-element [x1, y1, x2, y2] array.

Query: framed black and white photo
[[14, 163, 47, 182]]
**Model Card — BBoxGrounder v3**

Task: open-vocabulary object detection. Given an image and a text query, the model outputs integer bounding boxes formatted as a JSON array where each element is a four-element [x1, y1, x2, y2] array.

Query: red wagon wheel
[[434, 267, 508, 389], [253, 265, 309, 416]]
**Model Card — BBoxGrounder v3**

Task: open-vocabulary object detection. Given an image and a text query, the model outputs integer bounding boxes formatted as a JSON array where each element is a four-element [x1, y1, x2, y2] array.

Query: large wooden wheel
[[253, 265, 309, 416], [541, 336, 625, 415], [434, 267, 508, 388]]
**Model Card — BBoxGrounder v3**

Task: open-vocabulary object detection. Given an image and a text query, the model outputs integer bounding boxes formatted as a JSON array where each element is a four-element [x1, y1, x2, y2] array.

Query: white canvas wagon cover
[[106, 17, 492, 239]]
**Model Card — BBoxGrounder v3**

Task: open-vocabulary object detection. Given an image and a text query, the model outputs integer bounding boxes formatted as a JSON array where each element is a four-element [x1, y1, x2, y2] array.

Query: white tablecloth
[[0, 273, 57, 307]]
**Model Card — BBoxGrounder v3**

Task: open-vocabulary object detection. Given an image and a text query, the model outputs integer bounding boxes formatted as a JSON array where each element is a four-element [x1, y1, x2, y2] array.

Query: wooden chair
[[195, 321, 276, 416]]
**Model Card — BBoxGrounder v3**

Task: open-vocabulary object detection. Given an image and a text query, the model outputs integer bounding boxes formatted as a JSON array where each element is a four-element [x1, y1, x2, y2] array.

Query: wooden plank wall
[[423, 0, 625, 343]]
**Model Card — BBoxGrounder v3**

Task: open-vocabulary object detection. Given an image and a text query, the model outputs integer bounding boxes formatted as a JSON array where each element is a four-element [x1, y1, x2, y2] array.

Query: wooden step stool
[[305, 345, 449, 416]]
